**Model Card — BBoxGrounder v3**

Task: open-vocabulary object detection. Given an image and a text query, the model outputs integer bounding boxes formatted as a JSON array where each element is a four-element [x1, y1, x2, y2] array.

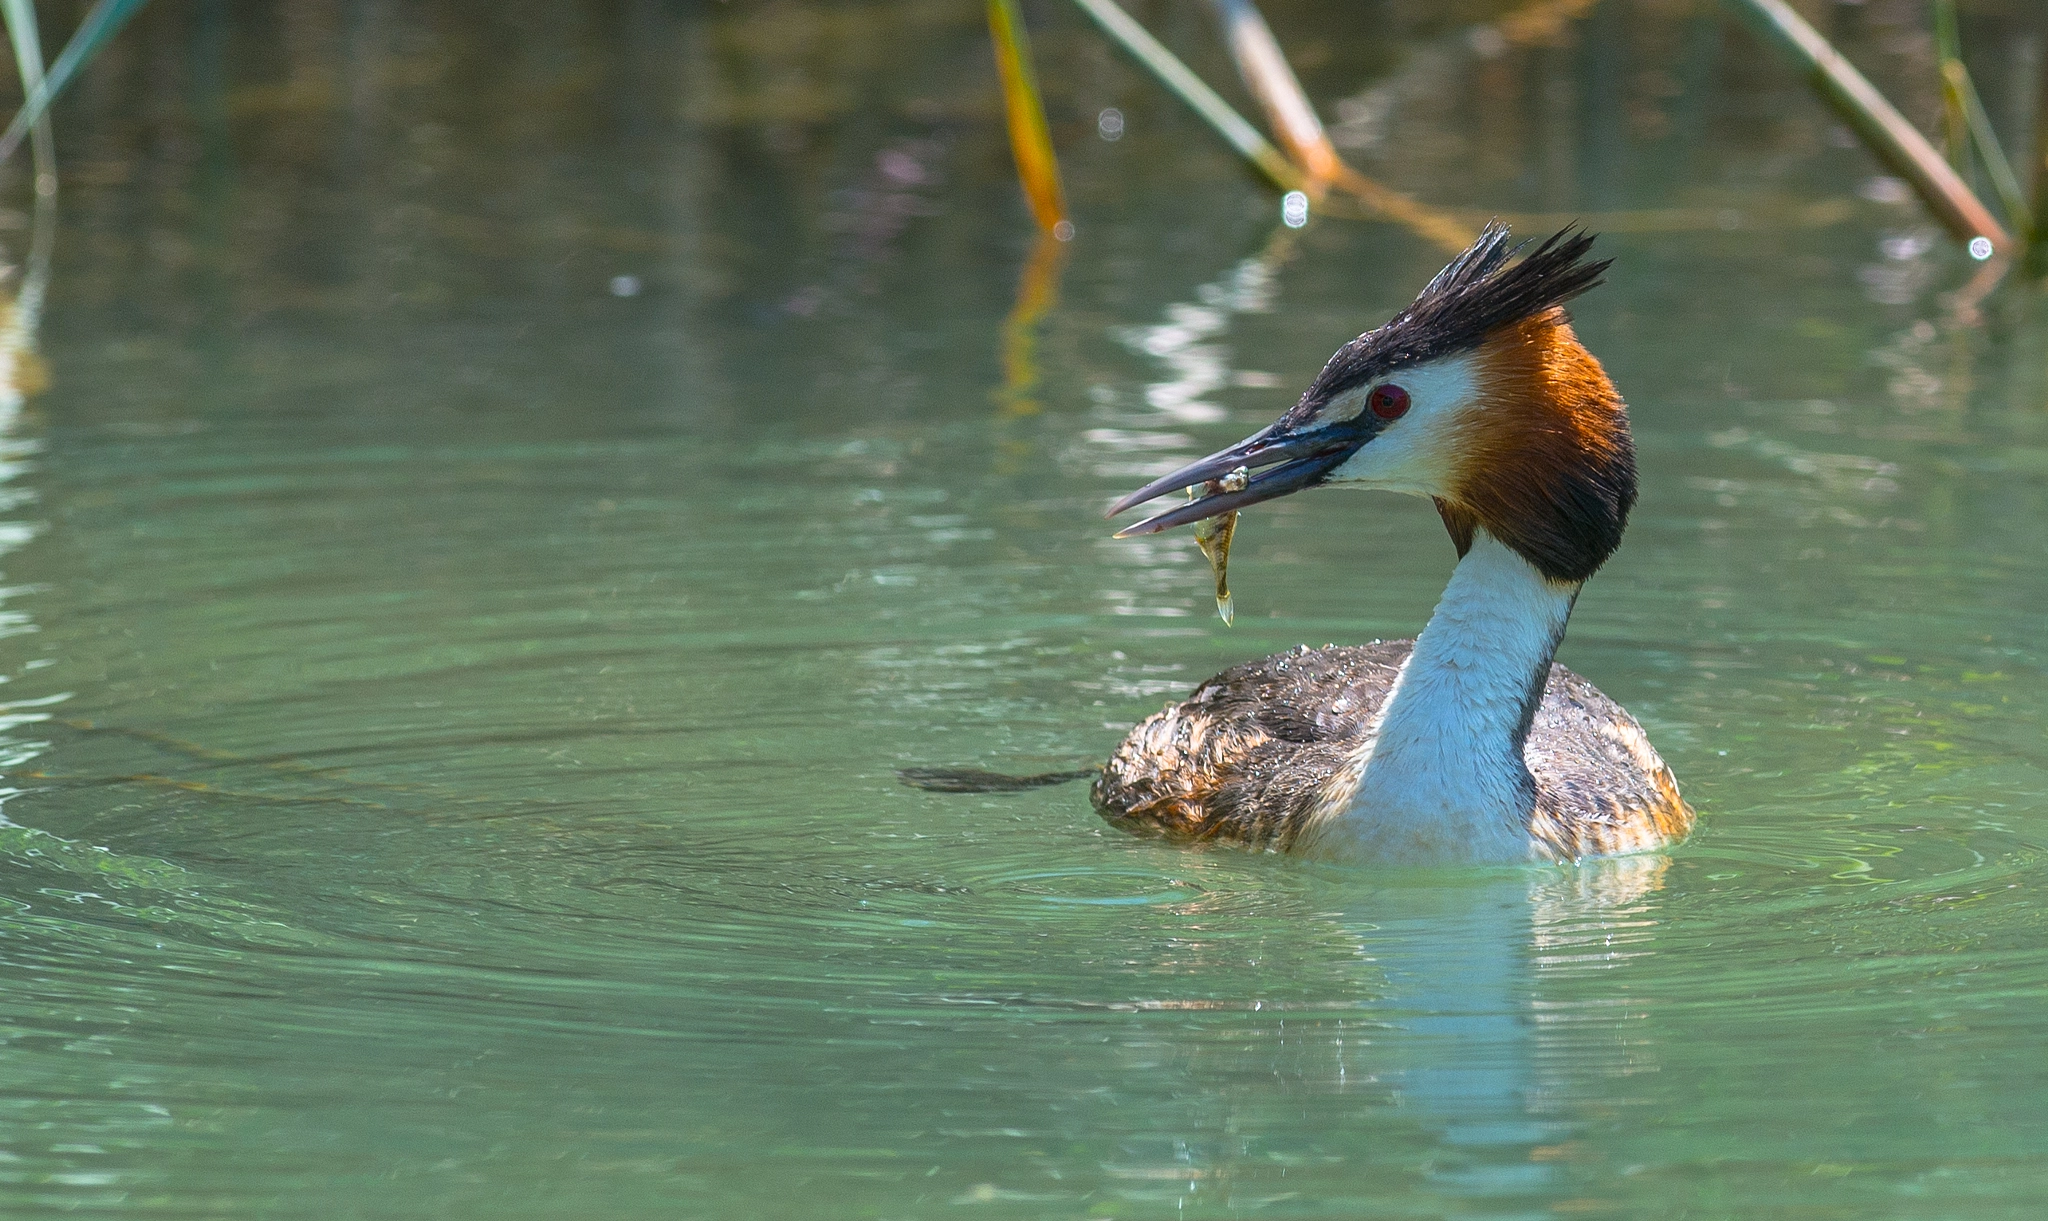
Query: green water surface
[[2, 1, 2046, 1216]]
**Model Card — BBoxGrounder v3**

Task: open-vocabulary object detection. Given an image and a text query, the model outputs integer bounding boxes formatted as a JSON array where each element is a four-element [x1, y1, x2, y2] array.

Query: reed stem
[[0, 0, 53, 199], [987, 0, 1069, 236], [1933, 0, 1968, 170], [1722, 0, 2010, 255], [1932, 1, 2030, 234], [2033, 24, 2048, 271], [1065, 0, 1304, 192], [1945, 60, 2032, 236], [0, 0, 151, 166], [1205, 0, 1342, 187]]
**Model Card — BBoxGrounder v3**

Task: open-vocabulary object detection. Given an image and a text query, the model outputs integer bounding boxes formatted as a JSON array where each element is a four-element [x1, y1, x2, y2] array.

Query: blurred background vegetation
[[4, 2, 2043, 264], [0, 0, 2043, 421]]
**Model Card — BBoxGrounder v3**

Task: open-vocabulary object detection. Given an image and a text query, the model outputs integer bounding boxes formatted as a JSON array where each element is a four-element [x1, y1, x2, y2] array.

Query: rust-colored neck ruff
[[1435, 309, 1635, 584]]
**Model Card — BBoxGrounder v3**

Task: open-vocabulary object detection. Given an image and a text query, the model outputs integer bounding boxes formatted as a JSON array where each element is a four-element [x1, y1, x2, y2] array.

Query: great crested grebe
[[1096, 224, 1692, 864]]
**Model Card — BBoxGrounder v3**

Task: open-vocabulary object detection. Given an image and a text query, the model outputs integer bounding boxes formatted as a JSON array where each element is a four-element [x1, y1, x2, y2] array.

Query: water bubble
[[609, 274, 642, 298], [1281, 191, 1309, 229], [1053, 219, 1075, 242], [1097, 108, 1124, 141], [1967, 236, 1994, 261]]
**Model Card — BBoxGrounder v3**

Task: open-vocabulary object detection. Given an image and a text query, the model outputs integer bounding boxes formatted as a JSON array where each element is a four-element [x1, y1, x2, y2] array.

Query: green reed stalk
[[0, 0, 53, 195], [2033, 41, 2048, 273], [1929, 1, 2031, 236], [1722, 0, 2010, 255], [1945, 60, 2033, 237], [1932, 0, 1968, 170], [1066, 0, 1304, 192], [0, 0, 151, 165]]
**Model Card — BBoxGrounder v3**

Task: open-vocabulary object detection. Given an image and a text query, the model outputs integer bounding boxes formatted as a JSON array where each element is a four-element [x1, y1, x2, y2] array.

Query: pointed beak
[[1106, 422, 1365, 537]]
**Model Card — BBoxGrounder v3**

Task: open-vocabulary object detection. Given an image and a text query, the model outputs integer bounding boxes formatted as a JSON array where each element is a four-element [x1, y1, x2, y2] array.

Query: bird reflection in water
[[1097, 855, 1671, 1214]]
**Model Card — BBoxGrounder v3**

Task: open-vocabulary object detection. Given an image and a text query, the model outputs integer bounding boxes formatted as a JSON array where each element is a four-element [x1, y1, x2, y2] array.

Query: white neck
[[1301, 531, 1577, 864]]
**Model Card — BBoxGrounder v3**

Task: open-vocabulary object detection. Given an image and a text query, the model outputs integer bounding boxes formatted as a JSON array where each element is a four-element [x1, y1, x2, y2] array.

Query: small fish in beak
[[1107, 407, 1361, 621], [1107, 423, 1364, 537], [1190, 466, 1248, 625]]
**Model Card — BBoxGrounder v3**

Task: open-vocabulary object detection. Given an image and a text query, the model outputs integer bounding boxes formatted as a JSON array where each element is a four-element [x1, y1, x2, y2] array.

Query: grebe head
[[1109, 223, 1637, 583]]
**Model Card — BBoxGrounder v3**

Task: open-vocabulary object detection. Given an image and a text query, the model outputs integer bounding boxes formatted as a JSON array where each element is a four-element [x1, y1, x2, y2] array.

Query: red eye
[[1368, 383, 1410, 420]]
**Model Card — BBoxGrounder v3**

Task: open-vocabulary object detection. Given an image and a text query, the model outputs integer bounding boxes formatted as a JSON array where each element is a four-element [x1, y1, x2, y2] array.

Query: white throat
[[1301, 531, 1578, 864]]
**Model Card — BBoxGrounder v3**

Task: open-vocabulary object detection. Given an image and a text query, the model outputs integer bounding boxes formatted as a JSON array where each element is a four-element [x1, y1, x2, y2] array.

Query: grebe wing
[[1092, 641, 1412, 847], [1525, 665, 1695, 858]]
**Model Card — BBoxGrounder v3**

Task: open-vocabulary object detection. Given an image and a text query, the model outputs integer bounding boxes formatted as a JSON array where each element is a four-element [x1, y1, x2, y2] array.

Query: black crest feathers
[[1285, 223, 1610, 421]]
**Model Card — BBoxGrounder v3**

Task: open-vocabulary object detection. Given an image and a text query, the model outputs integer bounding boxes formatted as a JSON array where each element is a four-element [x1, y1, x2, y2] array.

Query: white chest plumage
[[1299, 532, 1578, 864]]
